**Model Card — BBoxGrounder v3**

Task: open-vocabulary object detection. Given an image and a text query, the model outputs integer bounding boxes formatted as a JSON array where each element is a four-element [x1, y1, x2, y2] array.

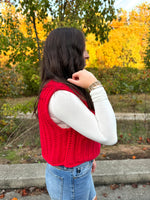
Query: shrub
[[87, 66, 150, 94], [17, 62, 40, 96], [0, 98, 35, 143], [0, 67, 24, 97]]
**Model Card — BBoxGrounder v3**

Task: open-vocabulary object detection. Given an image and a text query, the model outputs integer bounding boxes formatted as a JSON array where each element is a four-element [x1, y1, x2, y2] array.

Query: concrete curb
[[0, 163, 46, 189], [93, 159, 150, 185], [0, 159, 150, 189]]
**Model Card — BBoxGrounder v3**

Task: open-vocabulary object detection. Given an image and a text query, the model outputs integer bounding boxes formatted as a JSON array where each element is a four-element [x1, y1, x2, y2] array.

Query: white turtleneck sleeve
[[48, 86, 117, 145]]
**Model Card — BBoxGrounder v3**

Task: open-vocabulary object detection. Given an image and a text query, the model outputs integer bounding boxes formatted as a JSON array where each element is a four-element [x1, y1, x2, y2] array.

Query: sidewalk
[[7, 112, 150, 121], [3, 184, 150, 200], [0, 159, 150, 189]]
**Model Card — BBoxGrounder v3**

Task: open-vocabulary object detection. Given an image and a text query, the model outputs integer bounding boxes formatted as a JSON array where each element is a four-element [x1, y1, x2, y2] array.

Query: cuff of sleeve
[[90, 86, 108, 102]]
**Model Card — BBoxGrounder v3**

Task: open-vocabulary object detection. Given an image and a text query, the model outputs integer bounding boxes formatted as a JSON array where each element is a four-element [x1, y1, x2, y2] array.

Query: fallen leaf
[[0, 194, 4, 199], [21, 189, 28, 196], [110, 184, 119, 190], [142, 147, 147, 151], [102, 193, 108, 197], [132, 183, 138, 188], [146, 138, 150, 144], [143, 185, 146, 187]]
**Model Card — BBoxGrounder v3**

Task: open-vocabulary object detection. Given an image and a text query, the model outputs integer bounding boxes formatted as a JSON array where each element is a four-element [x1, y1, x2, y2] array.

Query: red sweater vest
[[38, 80, 101, 167]]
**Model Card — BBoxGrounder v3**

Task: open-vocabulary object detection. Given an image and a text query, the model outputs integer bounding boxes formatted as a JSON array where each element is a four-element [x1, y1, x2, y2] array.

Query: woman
[[36, 27, 117, 200]]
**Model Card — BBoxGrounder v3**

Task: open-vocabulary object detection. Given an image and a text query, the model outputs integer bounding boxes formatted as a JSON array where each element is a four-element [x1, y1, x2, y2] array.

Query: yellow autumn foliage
[[0, 2, 150, 70], [0, 3, 48, 67], [86, 3, 150, 69]]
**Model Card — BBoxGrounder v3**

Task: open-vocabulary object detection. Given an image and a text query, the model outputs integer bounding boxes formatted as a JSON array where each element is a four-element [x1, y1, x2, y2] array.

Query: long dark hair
[[34, 27, 94, 115]]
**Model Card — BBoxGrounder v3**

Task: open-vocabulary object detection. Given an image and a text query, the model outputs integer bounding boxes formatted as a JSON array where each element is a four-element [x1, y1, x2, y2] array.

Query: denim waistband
[[53, 160, 93, 171]]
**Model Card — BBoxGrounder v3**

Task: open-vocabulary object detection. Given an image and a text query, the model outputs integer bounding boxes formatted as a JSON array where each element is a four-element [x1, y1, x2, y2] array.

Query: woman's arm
[[49, 86, 117, 145]]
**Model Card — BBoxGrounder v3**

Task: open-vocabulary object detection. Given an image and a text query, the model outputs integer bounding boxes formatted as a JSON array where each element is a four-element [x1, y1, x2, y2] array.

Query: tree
[[85, 3, 150, 69], [0, 0, 116, 96], [144, 30, 150, 69], [48, 0, 116, 42], [0, 4, 37, 67], [14, 0, 51, 65], [14, 0, 116, 46], [0, 3, 40, 95]]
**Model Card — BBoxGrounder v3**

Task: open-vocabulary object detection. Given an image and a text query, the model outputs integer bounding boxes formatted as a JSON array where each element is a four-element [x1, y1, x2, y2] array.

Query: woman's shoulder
[[42, 80, 74, 94]]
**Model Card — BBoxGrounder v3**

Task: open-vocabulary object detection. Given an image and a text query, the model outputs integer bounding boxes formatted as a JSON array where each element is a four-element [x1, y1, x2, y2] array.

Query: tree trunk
[[31, 11, 41, 66]]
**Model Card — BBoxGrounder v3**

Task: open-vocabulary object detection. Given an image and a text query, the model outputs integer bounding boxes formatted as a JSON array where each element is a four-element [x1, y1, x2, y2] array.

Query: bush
[[0, 63, 40, 97], [87, 66, 150, 94], [0, 98, 35, 143], [144, 30, 150, 69], [0, 67, 24, 97], [17, 62, 40, 96], [1, 65, 150, 97]]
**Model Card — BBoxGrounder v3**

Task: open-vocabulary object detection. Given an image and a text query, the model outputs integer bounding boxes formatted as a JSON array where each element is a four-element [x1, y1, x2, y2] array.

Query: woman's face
[[83, 50, 89, 60]]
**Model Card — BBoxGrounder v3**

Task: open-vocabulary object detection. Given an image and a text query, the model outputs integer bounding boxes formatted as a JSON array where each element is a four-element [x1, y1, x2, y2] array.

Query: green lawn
[[109, 94, 150, 113], [0, 94, 150, 164], [0, 94, 150, 148], [1, 93, 150, 113]]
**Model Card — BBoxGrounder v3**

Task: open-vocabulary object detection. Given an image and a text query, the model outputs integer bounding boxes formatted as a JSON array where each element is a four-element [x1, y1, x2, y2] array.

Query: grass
[[0, 119, 149, 164], [0, 145, 43, 164], [1, 96, 36, 106], [0, 94, 149, 146], [117, 120, 150, 144], [0, 118, 41, 164], [0, 119, 149, 146], [109, 94, 150, 113], [0, 118, 149, 164], [0, 94, 150, 164], [1, 94, 150, 113], [0, 149, 21, 164]]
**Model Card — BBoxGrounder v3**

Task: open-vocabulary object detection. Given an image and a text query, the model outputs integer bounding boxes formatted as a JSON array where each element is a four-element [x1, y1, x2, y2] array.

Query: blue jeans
[[45, 160, 96, 200]]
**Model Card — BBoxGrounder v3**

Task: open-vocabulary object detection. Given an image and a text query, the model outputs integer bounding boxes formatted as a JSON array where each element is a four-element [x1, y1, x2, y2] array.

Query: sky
[[114, 0, 149, 12]]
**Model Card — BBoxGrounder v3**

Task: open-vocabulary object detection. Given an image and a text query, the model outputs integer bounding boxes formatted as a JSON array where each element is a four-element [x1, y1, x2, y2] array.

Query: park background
[[0, 0, 150, 164]]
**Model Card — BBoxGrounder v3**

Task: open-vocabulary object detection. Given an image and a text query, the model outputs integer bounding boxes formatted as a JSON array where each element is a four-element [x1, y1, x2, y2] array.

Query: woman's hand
[[67, 69, 97, 89], [91, 160, 96, 173]]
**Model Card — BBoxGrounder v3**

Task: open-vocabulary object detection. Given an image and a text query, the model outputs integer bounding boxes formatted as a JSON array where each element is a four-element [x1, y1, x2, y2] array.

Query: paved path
[[7, 112, 150, 120], [115, 113, 150, 120], [1, 159, 150, 199], [2, 184, 150, 200]]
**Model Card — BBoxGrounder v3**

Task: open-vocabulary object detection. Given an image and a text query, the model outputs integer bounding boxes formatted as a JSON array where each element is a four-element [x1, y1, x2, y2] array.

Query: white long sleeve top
[[48, 86, 117, 145]]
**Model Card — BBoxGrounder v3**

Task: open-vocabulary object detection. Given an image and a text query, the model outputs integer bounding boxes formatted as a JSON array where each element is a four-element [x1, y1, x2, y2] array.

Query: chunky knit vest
[[38, 80, 101, 167]]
